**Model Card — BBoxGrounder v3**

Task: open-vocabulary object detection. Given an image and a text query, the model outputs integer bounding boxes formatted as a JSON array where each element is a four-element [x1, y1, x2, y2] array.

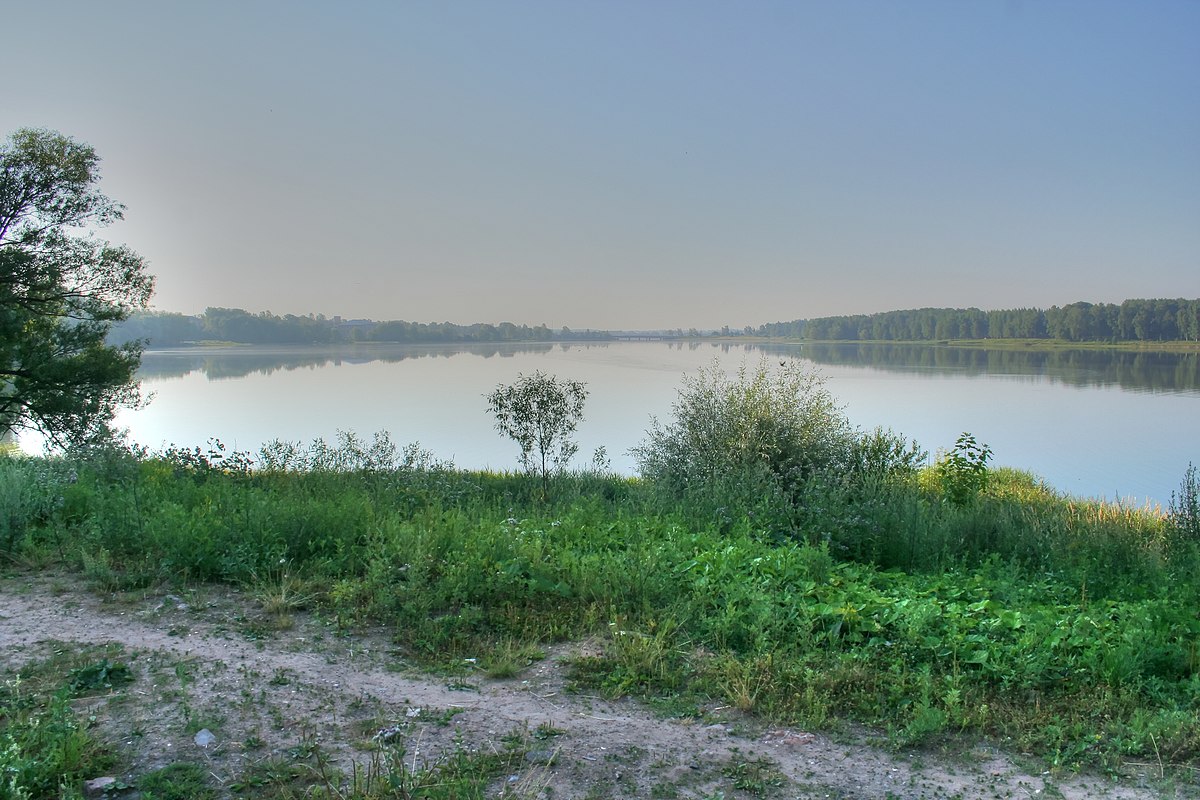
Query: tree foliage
[[486, 371, 588, 496], [107, 307, 612, 348], [762, 298, 1200, 343], [0, 128, 153, 446]]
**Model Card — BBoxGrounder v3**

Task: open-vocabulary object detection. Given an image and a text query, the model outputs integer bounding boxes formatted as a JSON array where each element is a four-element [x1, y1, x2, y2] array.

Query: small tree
[[486, 371, 588, 497]]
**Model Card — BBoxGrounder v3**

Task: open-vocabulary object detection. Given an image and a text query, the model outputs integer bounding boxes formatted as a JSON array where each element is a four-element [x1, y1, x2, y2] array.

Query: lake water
[[38, 341, 1200, 509]]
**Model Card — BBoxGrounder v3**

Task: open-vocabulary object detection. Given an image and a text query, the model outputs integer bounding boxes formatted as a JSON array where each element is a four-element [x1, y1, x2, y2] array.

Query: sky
[[3, 1, 1197, 330]]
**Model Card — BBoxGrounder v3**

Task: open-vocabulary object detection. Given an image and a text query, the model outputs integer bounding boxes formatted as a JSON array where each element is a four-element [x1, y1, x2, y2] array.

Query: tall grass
[[3, 437, 1199, 774]]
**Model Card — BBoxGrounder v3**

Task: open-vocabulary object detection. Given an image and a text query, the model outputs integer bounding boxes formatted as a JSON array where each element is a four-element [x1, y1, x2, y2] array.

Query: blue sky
[[3, 1, 1197, 329]]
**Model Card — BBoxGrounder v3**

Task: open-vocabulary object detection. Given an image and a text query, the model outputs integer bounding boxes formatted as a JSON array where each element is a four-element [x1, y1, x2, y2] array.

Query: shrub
[[933, 432, 992, 505], [1168, 462, 1199, 542], [632, 359, 926, 535], [634, 359, 854, 498], [845, 426, 927, 481], [0, 454, 75, 553]]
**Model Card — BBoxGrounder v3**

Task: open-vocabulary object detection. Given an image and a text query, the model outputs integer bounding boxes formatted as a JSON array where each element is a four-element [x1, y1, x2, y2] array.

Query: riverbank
[[2, 569, 1173, 800], [2, 445, 1198, 797]]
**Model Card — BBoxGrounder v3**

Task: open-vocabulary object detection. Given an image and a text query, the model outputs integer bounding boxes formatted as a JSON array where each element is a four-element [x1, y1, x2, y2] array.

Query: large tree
[[1, 128, 154, 446]]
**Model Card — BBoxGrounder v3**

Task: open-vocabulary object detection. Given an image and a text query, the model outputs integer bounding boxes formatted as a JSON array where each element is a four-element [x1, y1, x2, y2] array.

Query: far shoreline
[[702, 336, 1200, 353], [140, 337, 1200, 353]]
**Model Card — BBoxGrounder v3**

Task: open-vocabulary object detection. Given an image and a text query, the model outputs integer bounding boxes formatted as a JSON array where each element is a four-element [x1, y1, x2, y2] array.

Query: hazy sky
[[3, 1, 1197, 330]]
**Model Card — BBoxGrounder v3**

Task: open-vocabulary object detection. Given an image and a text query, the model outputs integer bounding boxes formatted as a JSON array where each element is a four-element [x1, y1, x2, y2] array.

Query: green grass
[[3, 442, 1199, 785], [0, 644, 127, 799], [139, 762, 218, 800], [228, 733, 535, 799]]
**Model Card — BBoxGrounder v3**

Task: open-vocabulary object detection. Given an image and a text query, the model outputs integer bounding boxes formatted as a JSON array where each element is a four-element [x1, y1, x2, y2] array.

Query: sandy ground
[[0, 570, 1191, 799]]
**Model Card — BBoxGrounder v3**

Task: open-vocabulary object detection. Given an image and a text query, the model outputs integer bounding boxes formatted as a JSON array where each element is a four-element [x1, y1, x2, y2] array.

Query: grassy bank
[[3, 434, 1198, 794]]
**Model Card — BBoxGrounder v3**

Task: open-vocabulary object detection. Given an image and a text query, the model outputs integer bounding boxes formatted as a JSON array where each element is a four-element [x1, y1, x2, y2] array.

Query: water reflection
[[89, 340, 1199, 509], [769, 342, 1200, 395], [138, 342, 593, 381], [138, 341, 1200, 396]]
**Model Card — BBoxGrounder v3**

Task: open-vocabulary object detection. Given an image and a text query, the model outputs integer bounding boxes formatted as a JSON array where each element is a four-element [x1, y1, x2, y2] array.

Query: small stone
[[193, 728, 216, 747], [83, 777, 116, 798]]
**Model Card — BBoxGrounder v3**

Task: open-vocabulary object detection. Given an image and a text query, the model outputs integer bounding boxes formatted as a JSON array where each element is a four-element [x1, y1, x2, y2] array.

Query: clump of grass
[[230, 728, 539, 799], [139, 762, 217, 800], [0, 646, 128, 798], [249, 558, 320, 629], [481, 640, 545, 679]]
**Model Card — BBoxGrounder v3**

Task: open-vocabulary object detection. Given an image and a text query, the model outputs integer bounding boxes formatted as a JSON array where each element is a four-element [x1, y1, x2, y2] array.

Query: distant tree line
[[109, 308, 612, 347], [759, 299, 1200, 343]]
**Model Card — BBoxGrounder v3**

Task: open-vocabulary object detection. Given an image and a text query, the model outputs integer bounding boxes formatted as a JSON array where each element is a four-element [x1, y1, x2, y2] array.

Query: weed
[[934, 432, 992, 505], [533, 722, 565, 740], [139, 762, 218, 800], [232, 728, 536, 799], [721, 751, 785, 796], [0, 649, 119, 799], [67, 658, 134, 694]]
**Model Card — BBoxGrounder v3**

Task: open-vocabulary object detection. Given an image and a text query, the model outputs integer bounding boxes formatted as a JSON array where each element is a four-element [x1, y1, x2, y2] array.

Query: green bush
[[633, 359, 922, 534], [632, 359, 852, 520], [0, 454, 75, 553], [1169, 462, 1199, 542], [933, 432, 992, 505]]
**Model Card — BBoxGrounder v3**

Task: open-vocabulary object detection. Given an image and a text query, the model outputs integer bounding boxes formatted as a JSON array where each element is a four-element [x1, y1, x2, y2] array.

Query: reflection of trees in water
[[135, 341, 1198, 394], [136, 343, 604, 380], [750, 343, 1199, 395]]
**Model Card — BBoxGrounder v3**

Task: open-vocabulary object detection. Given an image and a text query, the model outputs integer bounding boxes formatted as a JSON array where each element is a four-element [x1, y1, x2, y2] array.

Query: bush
[[1169, 462, 1199, 542], [635, 359, 853, 491], [845, 426, 926, 482], [933, 432, 993, 505], [0, 454, 75, 553]]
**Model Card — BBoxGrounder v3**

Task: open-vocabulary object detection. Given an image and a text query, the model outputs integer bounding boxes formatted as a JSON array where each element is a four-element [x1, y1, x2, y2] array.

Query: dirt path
[[0, 572, 1185, 799]]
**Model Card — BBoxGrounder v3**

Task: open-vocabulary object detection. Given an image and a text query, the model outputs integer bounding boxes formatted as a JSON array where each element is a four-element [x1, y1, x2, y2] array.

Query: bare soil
[[0, 571, 1190, 799]]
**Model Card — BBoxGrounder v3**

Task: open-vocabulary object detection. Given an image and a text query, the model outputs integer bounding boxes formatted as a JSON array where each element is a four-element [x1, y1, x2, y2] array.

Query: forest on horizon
[[109, 298, 1200, 348], [760, 298, 1200, 343]]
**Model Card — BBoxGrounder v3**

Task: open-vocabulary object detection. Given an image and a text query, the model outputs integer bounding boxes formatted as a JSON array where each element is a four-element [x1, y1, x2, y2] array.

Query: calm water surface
[[69, 341, 1200, 509]]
